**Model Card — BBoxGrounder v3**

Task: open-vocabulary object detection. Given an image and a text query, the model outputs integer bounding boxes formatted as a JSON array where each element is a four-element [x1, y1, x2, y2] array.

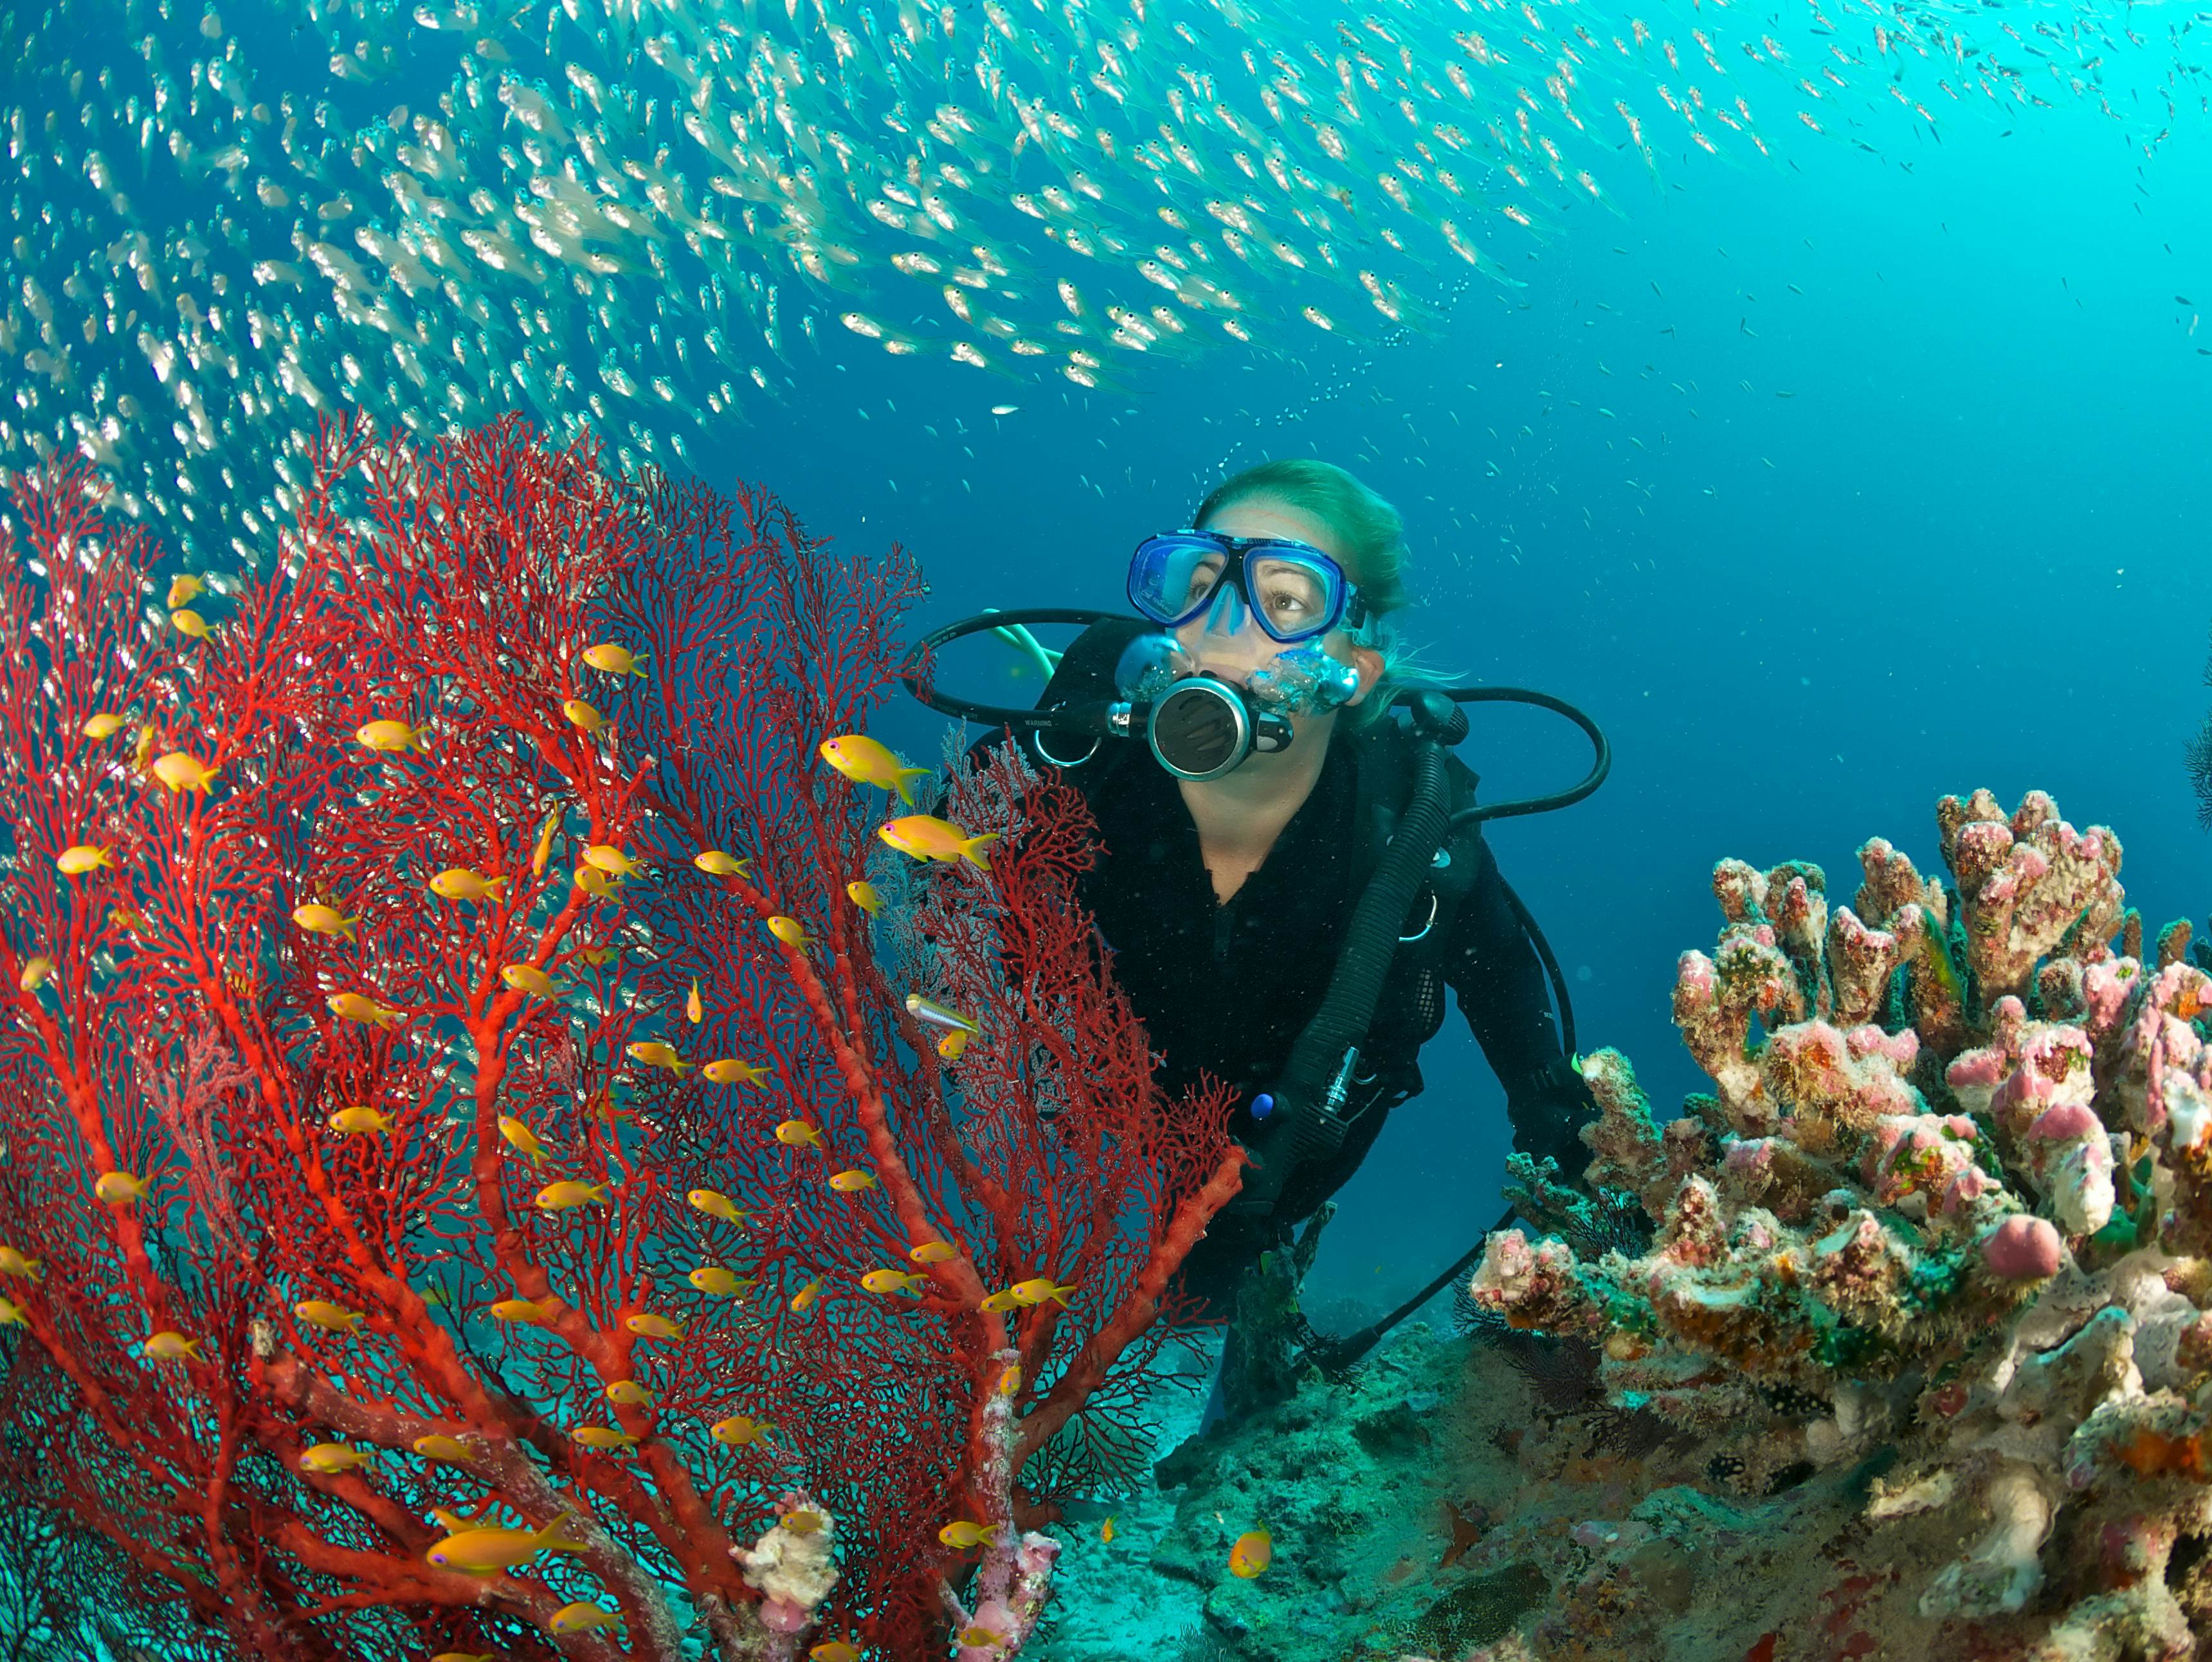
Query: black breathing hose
[[1230, 738, 1453, 1216]]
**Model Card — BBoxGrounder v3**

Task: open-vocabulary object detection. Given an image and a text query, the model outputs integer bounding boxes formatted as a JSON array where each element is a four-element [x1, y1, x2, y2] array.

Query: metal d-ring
[[1399, 888, 1439, 943], [1031, 728, 1101, 768]]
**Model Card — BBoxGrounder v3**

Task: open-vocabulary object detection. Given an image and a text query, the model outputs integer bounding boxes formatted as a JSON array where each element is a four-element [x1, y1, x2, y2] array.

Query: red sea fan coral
[[0, 420, 1244, 1658]]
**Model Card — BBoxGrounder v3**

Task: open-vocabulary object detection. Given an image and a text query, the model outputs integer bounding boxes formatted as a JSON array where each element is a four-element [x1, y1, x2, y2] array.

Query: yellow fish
[[149, 751, 220, 794], [428, 867, 507, 901], [94, 1171, 149, 1205], [686, 978, 703, 1023], [425, 1514, 584, 1574], [534, 1180, 610, 1212], [604, 1379, 656, 1406], [694, 850, 752, 878], [625, 1311, 684, 1341], [500, 963, 558, 998], [938, 1519, 1001, 1549], [325, 1104, 394, 1136], [908, 1241, 957, 1265], [790, 1277, 823, 1313], [292, 902, 358, 940], [432, 1654, 495, 1662], [165, 574, 205, 608], [879, 815, 997, 870], [569, 1425, 637, 1452], [109, 907, 147, 933], [489, 1297, 551, 1324], [293, 1299, 365, 1333], [132, 726, 155, 771], [583, 641, 646, 677], [355, 718, 427, 754], [530, 808, 560, 876], [561, 698, 607, 733], [703, 1058, 768, 1086], [171, 608, 210, 641], [938, 1029, 971, 1061], [828, 1169, 876, 1194], [498, 1116, 549, 1163], [688, 1266, 757, 1297], [583, 844, 641, 877], [547, 1603, 619, 1636], [1229, 1528, 1273, 1578], [325, 992, 401, 1027], [811, 1643, 861, 1662], [413, 1434, 473, 1463], [711, 1414, 772, 1447], [1008, 1278, 1077, 1308], [626, 1040, 687, 1073], [576, 945, 621, 967], [996, 1364, 1022, 1398], [140, 1331, 204, 1362], [774, 1119, 821, 1149], [573, 864, 619, 900], [687, 1189, 746, 1225], [860, 1268, 925, 1295], [820, 735, 933, 804], [81, 712, 126, 740], [56, 845, 114, 875], [0, 1299, 24, 1326], [299, 1442, 371, 1475], [846, 880, 884, 916], [19, 956, 53, 992], [766, 915, 810, 948], [0, 1247, 41, 1280], [979, 1289, 1024, 1315], [959, 1627, 1007, 1651], [1101, 1515, 1117, 1543], [781, 1507, 829, 1536]]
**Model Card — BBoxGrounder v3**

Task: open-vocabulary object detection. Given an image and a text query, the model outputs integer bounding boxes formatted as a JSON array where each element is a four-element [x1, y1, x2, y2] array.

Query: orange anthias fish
[[1229, 1528, 1273, 1578], [878, 815, 997, 870], [820, 735, 932, 803]]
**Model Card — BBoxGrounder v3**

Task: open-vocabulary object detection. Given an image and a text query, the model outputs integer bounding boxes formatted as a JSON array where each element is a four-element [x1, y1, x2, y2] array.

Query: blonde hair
[[1192, 459, 1436, 727]]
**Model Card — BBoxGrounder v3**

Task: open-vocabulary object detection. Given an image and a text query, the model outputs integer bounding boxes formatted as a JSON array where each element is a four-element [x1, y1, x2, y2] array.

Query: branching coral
[[1470, 789, 2212, 1654]]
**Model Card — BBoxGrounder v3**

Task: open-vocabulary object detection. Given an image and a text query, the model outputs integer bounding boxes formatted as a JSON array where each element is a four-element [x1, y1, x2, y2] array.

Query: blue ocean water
[[5, 0, 2211, 1641], [721, 110, 2212, 1322]]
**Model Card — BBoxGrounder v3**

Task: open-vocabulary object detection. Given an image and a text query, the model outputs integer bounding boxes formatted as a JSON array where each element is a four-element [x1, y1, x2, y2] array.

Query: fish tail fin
[[894, 765, 932, 804], [1051, 1284, 1073, 1307], [538, 1511, 590, 1553], [486, 876, 509, 896], [981, 1523, 1002, 1544], [961, 832, 1000, 870]]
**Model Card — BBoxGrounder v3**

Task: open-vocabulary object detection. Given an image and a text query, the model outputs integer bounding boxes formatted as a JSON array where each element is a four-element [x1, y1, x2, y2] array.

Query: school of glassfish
[[4, 0, 2200, 577]]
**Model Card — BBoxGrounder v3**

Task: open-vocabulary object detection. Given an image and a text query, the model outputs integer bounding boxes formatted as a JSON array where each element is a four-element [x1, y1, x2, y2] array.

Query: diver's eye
[[1178, 557, 1226, 608]]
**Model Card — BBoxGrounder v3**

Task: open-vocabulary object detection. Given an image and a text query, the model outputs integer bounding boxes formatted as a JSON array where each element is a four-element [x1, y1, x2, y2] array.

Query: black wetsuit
[[1010, 619, 1595, 1303]]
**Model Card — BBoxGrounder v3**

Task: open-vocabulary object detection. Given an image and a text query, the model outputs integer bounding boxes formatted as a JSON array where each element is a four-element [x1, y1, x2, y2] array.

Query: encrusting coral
[[1469, 788, 2212, 1659]]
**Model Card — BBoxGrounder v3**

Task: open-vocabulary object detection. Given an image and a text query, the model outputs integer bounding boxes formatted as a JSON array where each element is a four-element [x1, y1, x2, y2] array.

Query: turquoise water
[[4, 0, 2211, 1650]]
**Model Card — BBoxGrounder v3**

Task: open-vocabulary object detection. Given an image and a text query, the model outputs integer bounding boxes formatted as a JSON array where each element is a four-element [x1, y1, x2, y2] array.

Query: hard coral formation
[[1471, 789, 2212, 1657]]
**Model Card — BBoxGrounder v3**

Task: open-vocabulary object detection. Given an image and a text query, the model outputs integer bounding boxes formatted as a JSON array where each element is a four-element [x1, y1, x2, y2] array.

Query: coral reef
[[1466, 788, 2212, 1658], [0, 424, 1244, 1656]]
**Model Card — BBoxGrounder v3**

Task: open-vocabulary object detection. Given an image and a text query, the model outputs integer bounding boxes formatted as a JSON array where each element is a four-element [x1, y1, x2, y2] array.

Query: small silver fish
[[905, 994, 981, 1036]]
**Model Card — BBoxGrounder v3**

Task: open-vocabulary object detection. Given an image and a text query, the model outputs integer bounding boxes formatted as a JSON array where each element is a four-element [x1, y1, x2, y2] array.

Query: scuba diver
[[911, 458, 1608, 1344]]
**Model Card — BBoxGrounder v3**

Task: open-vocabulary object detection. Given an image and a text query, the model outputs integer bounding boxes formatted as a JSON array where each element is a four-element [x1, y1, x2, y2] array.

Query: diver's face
[[1175, 500, 1378, 706]]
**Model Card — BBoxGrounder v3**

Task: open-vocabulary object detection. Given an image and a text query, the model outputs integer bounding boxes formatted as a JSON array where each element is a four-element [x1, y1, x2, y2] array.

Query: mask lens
[[1130, 536, 1224, 625], [1247, 555, 1337, 642]]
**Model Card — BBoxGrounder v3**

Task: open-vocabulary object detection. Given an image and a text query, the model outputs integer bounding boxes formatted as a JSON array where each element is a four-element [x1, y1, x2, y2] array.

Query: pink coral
[[1979, 1214, 2063, 1280]]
